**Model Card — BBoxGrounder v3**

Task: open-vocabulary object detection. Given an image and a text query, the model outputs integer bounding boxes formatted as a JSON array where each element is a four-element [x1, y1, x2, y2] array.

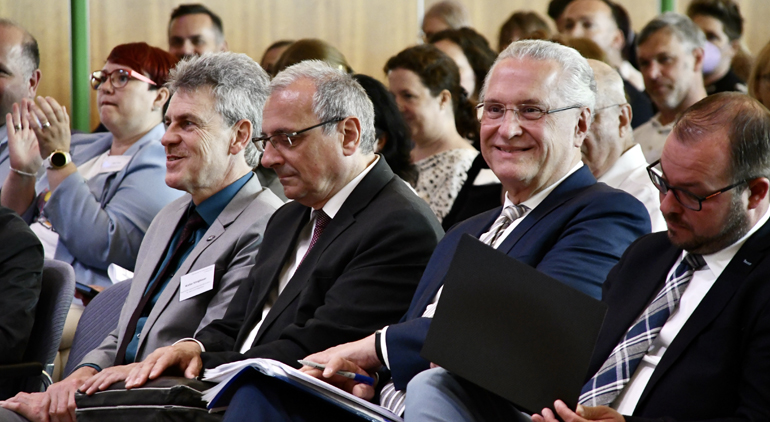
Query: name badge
[[99, 155, 132, 174], [180, 264, 215, 301], [473, 168, 501, 186]]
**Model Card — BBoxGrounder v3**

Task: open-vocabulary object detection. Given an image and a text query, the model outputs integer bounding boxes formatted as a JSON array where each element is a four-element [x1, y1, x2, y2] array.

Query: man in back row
[[167, 3, 227, 60], [407, 93, 770, 421]]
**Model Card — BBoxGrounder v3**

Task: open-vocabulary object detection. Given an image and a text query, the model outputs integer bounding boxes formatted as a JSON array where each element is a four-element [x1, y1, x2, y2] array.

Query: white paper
[[179, 264, 215, 301], [99, 155, 131, 173], [472, 168, 501, 186], [108, 263, 134, 284]]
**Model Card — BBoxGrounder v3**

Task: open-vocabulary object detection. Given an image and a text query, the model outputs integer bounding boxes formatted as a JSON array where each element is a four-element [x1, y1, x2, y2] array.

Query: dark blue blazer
[[385, 165, 651, 389]]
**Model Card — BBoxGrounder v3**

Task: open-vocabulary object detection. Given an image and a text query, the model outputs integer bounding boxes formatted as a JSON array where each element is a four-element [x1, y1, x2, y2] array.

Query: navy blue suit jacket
[[385, 166, 651, 390]]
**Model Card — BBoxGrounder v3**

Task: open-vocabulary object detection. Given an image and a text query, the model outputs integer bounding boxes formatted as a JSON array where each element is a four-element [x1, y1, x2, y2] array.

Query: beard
[[665, 194, 751, 255]]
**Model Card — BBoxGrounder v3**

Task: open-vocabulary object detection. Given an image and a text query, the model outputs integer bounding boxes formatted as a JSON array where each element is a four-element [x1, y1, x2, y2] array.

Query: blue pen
[[298, 360, 375, 386]]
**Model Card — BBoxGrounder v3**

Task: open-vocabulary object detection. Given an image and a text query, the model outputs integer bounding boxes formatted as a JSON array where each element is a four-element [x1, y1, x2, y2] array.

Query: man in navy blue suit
[[403, 93, 770, 422], [223, 39, 651, 421]]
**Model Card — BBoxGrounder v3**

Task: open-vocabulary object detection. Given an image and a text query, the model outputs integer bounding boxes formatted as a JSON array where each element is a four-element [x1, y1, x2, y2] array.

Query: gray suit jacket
[[80, 175, 284, 369]]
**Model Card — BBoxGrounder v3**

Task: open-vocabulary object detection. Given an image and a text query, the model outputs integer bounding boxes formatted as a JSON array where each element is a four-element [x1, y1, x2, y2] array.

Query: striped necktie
[[579, 253, 707, 406], [379, 204, 529, 416]]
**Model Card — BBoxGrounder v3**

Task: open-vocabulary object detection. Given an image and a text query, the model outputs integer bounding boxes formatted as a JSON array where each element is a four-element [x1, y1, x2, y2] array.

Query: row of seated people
[[0, 33, 769, 422], [0, 1, 769, 420], [0, 1, 767, 291]]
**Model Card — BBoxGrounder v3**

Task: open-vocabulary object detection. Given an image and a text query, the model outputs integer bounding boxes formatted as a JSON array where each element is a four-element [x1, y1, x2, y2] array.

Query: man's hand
[[532, 400, 625, 422], [300, 333, 382, 399], [0, 366, 97, 422], [124, 341, 203, 389], [79, 363, 139, 395]]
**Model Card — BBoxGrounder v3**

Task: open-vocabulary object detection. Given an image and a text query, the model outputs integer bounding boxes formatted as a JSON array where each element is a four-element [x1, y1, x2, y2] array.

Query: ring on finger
[[13, 124, 22, 131], [41, 121, 51, 129]]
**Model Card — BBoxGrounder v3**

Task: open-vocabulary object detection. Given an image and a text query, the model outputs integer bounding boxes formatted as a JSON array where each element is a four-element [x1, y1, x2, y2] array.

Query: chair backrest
[[23, 260, 75, 369], [64, 279, 132, 377]]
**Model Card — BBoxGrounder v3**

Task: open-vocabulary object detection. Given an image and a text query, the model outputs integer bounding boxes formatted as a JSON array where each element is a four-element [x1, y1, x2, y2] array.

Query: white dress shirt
[[613, 205, 770, 413], [597, 144, 666, 232]]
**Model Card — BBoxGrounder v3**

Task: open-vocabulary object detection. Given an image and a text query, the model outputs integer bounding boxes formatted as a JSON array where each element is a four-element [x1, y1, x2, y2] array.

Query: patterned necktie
[[114, 211, 206, 365], [379, 204, 530, 416], [579, 253, 707, 406], [300, 210, 331, 264], [478, 204, 529, 246]]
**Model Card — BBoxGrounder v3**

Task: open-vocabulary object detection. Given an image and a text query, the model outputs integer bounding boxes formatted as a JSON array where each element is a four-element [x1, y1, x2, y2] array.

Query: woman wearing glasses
[[385, 44, 478, 223], [1, 42, 184, 290]]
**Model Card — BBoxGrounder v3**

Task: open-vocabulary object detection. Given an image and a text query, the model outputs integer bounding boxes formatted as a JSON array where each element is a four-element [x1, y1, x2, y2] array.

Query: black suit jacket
[[590, 224, 770, 421], [0, 206, 44, 399], [197, 158, 444, 369]]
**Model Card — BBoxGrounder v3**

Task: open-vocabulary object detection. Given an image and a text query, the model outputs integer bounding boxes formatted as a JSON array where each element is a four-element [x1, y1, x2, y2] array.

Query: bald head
[[582, 59, 634, 178], [0, 20, 41, 121]]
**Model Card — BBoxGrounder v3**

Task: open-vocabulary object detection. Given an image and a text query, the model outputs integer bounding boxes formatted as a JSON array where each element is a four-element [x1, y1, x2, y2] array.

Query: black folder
[[421, 234, 608, 414]]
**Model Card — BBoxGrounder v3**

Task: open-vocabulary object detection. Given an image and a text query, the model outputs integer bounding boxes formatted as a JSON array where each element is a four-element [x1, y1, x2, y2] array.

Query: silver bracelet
[[10, 167, 36, 177]]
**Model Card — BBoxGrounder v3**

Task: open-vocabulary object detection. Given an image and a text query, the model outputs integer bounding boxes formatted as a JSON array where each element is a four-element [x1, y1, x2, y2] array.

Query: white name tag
[[180, 264, 215, 301], [473, 168, 501, 186], [99, 155, 132, 174]]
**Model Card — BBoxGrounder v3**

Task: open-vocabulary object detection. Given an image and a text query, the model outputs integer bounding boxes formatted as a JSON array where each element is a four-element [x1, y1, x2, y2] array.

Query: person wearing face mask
[[687, 0, 747, 95], [0, 42, 184, 289]]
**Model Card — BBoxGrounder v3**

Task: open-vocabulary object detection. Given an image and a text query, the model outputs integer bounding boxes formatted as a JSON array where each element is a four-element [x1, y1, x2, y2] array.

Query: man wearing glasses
[[118, 60, 443, 414], [406, 92, 770, 422], [234, 40, 650, 421]]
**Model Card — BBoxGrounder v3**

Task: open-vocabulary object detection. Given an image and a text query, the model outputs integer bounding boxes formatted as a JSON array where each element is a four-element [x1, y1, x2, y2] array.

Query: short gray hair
[[637, 12, 706, 53], [480, 39, 596, 113], [424, 0, 471, 29], [271, 60, 376, 154], [166, 52, 270, 167]]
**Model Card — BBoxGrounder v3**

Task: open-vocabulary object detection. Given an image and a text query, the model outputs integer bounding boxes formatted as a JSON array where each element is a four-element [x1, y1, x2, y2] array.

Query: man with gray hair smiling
[[118, 59, 443, 416], [261, 39, 650, 421], [0, 51, 284, 422]]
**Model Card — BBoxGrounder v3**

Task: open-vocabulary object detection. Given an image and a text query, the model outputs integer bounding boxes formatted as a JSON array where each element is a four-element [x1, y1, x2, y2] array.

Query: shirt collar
[[597, 144, 647, 186], [319, 155, 379, 219], [0, 126, 7, 147], [694, 203, 770, 279], [194, 172, 254, 226], [504, 161, 584, 210]]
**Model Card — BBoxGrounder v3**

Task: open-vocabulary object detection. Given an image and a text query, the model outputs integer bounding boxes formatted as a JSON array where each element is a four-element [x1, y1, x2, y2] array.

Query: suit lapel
[[498, 166, 595, 254], [241, 204, 310, 332], [252, 157, 393, 344], [142, 178, 262, 348], [638, 221, 770, 405]]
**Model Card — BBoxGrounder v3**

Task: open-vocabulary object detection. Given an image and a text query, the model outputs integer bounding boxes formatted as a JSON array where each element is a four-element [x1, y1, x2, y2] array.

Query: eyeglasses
[[646, 159, 747, 211], [475, 102, 581, 122], [253, 117, 345, 152], [90, 69, 157, 90], [595, 103, 628, 112]]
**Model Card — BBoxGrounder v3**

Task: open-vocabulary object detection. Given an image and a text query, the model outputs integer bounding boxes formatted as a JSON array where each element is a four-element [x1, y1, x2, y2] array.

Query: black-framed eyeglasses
[[252, 117, 345, 152], [646, 159, 748, 211], [90, 69, 157, 90], [475, 102, 582, 123]]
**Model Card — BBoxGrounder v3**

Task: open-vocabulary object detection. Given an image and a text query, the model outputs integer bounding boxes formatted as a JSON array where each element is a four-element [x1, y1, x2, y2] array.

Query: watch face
[[51, 152, 68, 168]]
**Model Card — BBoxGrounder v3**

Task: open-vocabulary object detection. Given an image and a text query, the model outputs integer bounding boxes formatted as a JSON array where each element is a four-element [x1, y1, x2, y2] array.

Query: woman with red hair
[[2, 42, 184, 289]]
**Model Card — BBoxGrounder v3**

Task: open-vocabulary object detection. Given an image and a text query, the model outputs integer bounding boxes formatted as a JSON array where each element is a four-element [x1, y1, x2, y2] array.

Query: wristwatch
[[45, 150, 72, 170]]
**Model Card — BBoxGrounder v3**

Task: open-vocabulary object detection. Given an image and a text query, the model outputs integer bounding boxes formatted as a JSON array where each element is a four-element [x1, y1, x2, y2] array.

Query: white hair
[[479, 39, 597, 113]]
